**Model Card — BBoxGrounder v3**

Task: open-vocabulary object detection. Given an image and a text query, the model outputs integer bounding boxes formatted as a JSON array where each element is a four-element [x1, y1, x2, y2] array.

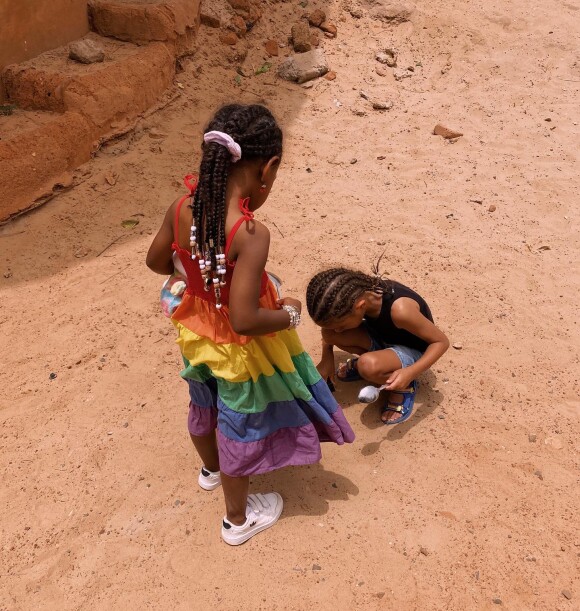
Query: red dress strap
[[171, 175, 197, 250], [224, 197, 254, 259]]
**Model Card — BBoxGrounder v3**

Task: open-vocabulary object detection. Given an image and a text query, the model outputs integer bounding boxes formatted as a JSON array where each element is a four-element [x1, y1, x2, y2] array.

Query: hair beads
[[190, 104, 283, 310]]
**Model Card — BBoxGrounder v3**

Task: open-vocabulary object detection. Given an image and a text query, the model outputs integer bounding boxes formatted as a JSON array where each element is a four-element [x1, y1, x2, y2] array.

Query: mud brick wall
[[0, 0, 90, 100]]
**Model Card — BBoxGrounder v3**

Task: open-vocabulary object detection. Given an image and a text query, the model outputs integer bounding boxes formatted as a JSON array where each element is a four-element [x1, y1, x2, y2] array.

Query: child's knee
[[357, 352, 381, 379]]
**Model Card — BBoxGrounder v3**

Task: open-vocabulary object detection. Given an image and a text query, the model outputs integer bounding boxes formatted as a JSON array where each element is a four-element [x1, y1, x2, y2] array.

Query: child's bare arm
[[228, 221, 295, 336], [386, 297, 449, 390], [146, 200, 178, 275]]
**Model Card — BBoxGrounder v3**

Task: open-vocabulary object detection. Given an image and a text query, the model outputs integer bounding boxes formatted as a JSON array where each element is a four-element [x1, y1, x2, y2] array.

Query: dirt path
[[1, 1, 579, 609]]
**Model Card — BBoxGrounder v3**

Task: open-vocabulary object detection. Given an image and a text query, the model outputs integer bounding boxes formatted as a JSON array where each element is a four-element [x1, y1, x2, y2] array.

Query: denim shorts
[[363, 323, 424, 368]]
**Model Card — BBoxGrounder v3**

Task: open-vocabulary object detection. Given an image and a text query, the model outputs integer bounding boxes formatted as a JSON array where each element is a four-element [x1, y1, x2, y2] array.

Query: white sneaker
[[221, 492, 283, 546], [198, 467, 221, 491]]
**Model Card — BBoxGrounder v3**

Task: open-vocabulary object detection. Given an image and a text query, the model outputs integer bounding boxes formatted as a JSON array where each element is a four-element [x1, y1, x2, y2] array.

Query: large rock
[[278, 49, 328, 83], [362, 0, 415, 23], [69, 39, 105, 64]]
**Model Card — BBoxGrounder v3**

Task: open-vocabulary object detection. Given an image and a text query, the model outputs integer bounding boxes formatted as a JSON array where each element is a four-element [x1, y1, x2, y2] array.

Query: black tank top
[[364, 281, 434, 352]]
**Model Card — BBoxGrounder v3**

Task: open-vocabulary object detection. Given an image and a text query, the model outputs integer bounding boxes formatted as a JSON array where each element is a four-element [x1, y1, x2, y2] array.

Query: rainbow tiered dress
[[169, 181, 355, 477]]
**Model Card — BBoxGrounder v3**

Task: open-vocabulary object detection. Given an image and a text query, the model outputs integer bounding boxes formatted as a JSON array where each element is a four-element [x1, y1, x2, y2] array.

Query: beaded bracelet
[[282, 305, 301, 329]]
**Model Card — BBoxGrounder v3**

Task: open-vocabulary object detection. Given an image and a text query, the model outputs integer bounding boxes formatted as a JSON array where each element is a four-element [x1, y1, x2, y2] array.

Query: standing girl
[[146, 104, 354, 546], [306, 266, 449, 425]]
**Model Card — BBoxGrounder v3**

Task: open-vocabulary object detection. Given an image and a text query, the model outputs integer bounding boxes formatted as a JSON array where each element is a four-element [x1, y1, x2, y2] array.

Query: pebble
[[562, 590, 572, 600], [376, 48, 397, 67], [393, 68, 413, 81], [488, 204, 497, 212], [452, 342, 463, 350], [534, 469, 543, 481], [372, 100, 393, 110], [350, 158, 358, 164], [312, 563, 322, 571], [433, 124, 463, 139], [264, 39, 279, 57], [492, 598, 502, 605], [437, 414, 445, 419], [320, 22, 338, 38], [419, 546, 430, 556], [308, 9, 326, 27], [375, 65, 388, 77], [528, 434, 537, 442], [324, 71, 337, 81], [49, 372, 57, 380], [219, 31, 238, 46]]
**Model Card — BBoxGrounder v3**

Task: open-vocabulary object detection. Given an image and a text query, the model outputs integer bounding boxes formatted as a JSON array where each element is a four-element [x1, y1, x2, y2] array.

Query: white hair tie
[[203, 130, 242, 163]]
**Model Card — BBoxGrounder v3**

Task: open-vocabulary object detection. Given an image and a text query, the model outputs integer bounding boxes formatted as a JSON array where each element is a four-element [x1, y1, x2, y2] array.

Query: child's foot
[[380, 381, 418, 425], [198, 466, 221, 491], [336, 358, 362, 382], [221, 492, 283, 546]]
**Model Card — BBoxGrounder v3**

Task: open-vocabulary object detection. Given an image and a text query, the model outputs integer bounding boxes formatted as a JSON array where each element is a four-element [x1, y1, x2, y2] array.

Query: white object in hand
[[170, 280, 187, 296], [358, 384, 386, 404]]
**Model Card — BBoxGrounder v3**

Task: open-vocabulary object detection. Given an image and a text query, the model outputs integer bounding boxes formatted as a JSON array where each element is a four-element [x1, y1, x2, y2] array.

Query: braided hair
[[190, 104, 283, 305], [306, 262, 392, 325]]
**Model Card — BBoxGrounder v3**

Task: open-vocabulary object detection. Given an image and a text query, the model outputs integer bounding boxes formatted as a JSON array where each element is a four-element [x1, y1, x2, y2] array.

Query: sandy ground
[[1, 0, 579, 609]]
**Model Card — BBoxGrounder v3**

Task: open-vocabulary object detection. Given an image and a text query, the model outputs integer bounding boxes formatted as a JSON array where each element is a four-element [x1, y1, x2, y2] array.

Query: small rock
[[376, 48, 397, 67], [278, 49, 328, 84], [433, 124, 463, 139], [452, 342, 463, 350], [367, 0, 415, 23], [393, 68, 414, 81], [351, 104, 367, 117], [438, 414, 445, 419], [545, 437, 563, 450], [375, 592, 385, 599], [528, 434, 537, 443], [220, 31, 238, 46], [350, 8, 364, 18], [419, 546, 430, 556], [562, 590, 572, 600], [312, 563, 322, 571], [376, 65, 388, 77], [200, 9, 222, 28], [49, 372, 57, 380], [229, 15, 247, 36], [534, 469, 543, 480], [488, 204, 497, 212], [350, 158, 358, 164], [359, 90, 370, 100], [492, 598, 502, 605], [291, 21, 312, 53], [174, 499, 181, 507], [105, 172, 117, 186], [69, 39, 105, 64], [264, 39, 279, 56], [311, 31, 320, 47], [320, 22, 337, 38], [308, 9, 326, 27], [324, 71, 336, 81], [123, 422, 129, 428], [3, 272, 12, 279], [372, 100, 393, 110]]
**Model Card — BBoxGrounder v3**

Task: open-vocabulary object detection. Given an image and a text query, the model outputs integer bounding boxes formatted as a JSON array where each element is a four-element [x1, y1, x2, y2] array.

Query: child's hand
[[317, 355, 336, 383], [384, 368, 415, 391], [276, 297, 302, 314]]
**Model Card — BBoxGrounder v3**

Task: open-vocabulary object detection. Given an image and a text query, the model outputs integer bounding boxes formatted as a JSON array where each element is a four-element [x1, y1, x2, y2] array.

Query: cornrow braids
[[306, 267, 392, 325], [189, 104, 283, 307]]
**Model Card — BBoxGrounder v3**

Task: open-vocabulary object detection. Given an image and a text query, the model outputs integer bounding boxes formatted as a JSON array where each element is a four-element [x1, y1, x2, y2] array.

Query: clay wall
[[0, 0, 89, 99]]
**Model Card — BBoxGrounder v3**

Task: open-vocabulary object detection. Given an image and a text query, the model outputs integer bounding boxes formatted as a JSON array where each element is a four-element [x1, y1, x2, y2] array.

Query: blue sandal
[[381, 380, 418, 425], [336, 358, 362, 382]]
